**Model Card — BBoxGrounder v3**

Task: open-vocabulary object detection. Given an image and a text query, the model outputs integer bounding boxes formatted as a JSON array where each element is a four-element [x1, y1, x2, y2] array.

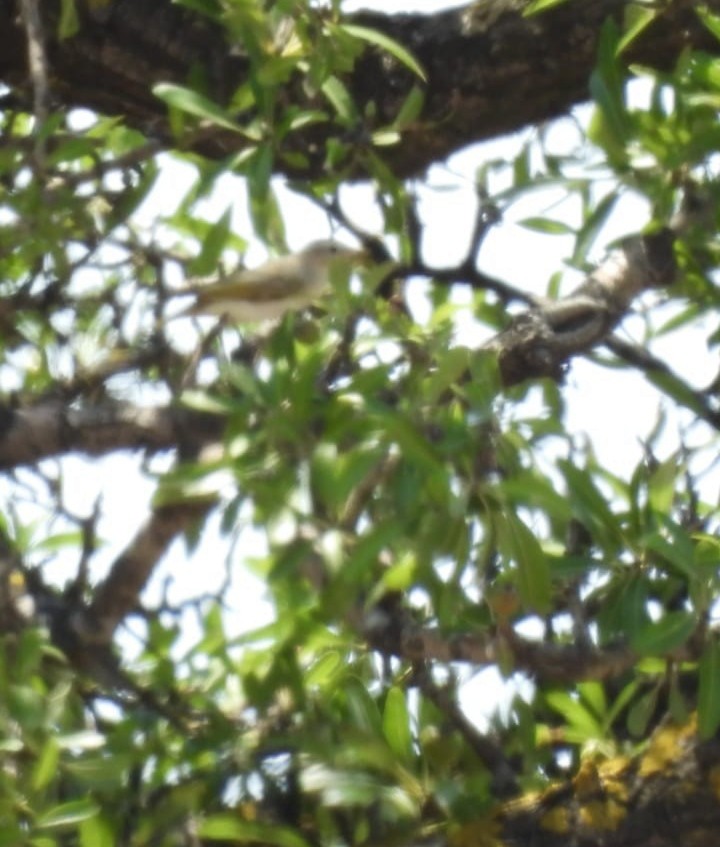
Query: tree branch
[[487, 227, 679, 386], [18, 0, 48, 144], [0, 399, 225, 469], [0, 1, 717, 178], [363, 606, 638, 684], [77, 495, 215, 645], [487, 719, 720, 847]]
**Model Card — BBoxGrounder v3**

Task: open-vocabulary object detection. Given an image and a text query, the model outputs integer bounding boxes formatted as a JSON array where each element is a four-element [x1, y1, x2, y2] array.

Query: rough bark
[[485, 720, 720, 847], [1, 0, 718, 178], [0, 400, 225, 469], [488, 227, 679, 387]]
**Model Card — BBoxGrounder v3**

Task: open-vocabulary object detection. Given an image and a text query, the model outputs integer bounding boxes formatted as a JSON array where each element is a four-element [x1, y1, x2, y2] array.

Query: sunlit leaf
[[618, 4, 659, 54], [383, 687, 414, 761], [524, 0, 571, 15], [189, 207, 234, 276], [393, 85, 425, 129], [200, 816, 312, 846], [699, 637, 720, 739], [340, 24, 426, 81], [517, 216, 575, 235], [37, 799, 100, 830], [630, 612, 696, 656], [544, 690, 603, 741], [154, 83, 260, 139], [494, 511, 551, 613], [79, 814, 115, 847], [321, 76, 358, 123], [58, 0, 79, 39], [697, 7, 720, 43], [627, 685, 659, 738]]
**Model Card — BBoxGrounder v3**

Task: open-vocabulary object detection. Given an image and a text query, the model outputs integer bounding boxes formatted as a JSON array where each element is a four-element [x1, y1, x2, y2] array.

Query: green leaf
[[560, 461, 623, 552], [697, 6, 720, 44], [246, 142, 273, 201], [587, 21, 631, 160], [626, 685, 659, 738], [343, 677, 383, 736], [369, 405, 443, 475], [302, 765, 385, 807], [311, 445, 384, 512], [618, 3, 659, 54], [56, 731, 106, 751], [32, 736, 60, 791], [605, 679, 641, 729], [246, 151, 284, 242], [517, 216, 575, 235], [596, 575, 650, 644], [699, 637, 720, 739], [305, 651, 343, 688], [189, 207, 233, 276], [33, 531, 83, 553], [494, 511, 551, 613], [392, 85, 425, 129], [79, 815, 115, 847], [0, 829, 25, 847], [641, 521, 695, 579], [668, 676, 689, 725], [647, 454, 681, 516], [383, 687, 414, 761], [371, 129, 401, 147], [9, 684, 45, 729], [524, 0, 571, 15], [578, 681, 607, 722], [321, 76, 358, 124], [37, 799, 100, 830], [200, 816, 312, 847], [340, 24, 426, 81], [422, 346, 471, 404], [379, 552, 417, 592], [58, 0, 79, 40], [630, 612, 696, 656], [153, 83, 260, 139], [544, 690, 603, 741], [572, 191, 620, 264]]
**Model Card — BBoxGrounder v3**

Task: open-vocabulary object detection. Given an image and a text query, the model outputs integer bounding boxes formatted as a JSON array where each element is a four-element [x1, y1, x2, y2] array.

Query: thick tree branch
[[487, 227, 679, 386], [0, 399, 225, 469], [77, 494, 215, 645], [486, 719, 720, 847], [0, 1, 718, 178], [18, 0, 48, 140], [363, 606, 638, 684]]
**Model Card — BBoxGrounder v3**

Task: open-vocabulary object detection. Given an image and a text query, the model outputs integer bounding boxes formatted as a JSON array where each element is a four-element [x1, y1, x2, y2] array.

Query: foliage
[[1, 1, 720, 845]]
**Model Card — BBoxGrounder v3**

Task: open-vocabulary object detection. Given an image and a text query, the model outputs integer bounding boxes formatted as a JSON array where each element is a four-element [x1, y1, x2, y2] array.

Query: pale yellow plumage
[[178, 240, 365, 323]]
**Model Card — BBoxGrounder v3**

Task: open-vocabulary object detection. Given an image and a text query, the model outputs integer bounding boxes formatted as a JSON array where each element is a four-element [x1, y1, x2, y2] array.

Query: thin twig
[[604, 335, 720, 430], [58, 139, 164, 187], [18, 0, 49, 158], [466, 183, 502, 263]]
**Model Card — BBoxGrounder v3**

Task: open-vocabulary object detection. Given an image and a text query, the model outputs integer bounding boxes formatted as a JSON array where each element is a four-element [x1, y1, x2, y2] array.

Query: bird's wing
[[190, 262, 310, 305]]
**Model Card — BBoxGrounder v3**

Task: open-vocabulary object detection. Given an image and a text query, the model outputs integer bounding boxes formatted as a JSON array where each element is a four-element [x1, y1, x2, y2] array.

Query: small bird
[[178, 240, 366, 323]]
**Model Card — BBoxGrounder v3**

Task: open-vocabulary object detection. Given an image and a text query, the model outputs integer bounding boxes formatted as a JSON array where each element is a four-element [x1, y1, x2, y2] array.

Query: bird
[[176, 240, 366, 323]]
